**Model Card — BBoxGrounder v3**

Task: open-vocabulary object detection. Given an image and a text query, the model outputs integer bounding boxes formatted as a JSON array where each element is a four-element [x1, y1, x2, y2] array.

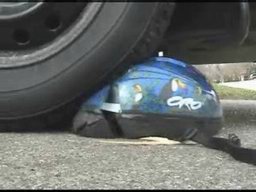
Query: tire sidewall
[[0, 2, 161, 119]]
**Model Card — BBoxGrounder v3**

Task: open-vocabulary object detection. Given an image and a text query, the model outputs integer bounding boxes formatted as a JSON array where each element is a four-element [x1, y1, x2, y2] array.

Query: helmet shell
[[83, 57, 223, 120]]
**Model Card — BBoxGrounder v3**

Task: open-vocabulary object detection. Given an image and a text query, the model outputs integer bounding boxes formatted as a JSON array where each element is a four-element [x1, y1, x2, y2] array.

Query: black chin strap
[[191, 132, 256, 166]]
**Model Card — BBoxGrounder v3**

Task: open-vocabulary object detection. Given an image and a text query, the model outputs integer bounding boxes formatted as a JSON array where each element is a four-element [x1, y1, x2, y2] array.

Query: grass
[[212, 83, 256, 100]]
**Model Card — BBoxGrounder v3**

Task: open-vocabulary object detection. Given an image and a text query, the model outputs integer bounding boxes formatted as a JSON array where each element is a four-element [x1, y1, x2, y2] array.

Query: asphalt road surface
[[0, 122, 256, 190]]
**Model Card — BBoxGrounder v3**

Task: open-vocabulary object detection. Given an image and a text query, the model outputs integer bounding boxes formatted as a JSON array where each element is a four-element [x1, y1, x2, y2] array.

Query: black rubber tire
[[0, 2, 174, 132]]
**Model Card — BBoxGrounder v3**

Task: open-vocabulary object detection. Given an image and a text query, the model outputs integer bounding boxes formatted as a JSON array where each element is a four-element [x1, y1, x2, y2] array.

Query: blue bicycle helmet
[[72, 57, 256, 166], [72, 57, 223, 140]]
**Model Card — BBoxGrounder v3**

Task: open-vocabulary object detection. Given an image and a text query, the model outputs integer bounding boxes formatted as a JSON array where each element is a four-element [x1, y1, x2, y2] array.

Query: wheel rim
[[0, 2, 102, 68]]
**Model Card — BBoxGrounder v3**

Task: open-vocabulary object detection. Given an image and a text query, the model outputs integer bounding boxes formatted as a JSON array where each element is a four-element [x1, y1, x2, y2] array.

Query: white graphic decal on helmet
[[167, 96, 202, 111]]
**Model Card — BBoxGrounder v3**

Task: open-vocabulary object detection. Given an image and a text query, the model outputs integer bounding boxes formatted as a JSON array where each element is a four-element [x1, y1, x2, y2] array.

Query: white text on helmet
[[167, 96, 202, 111]]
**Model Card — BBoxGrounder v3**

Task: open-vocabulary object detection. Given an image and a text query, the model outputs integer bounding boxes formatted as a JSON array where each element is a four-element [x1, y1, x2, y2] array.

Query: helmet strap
[[191, 132, 256, 166]]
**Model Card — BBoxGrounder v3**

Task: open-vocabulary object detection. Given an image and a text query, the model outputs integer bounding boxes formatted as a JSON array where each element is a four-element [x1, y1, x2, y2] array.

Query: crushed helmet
[[72, 57, 256, 166], [72, 57, 223, 141]]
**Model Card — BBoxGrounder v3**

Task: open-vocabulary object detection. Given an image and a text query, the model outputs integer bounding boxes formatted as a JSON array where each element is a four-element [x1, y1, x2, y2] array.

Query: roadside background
[[195, 63, 256, 100]]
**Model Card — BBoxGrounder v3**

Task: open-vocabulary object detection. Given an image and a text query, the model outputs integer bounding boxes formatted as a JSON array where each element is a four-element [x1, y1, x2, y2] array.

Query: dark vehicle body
[[164, 2, 256, 64]]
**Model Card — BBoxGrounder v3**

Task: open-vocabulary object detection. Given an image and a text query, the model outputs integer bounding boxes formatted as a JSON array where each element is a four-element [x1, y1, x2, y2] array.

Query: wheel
[[0, 2, 174, 131]]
